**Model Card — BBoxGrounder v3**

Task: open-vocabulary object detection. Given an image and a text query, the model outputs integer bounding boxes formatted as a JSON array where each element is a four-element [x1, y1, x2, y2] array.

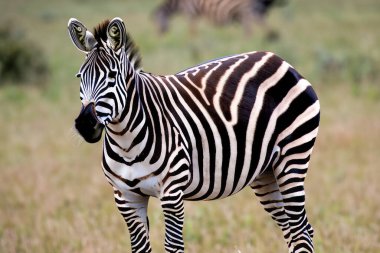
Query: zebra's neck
[[104, 71, 168, 166]]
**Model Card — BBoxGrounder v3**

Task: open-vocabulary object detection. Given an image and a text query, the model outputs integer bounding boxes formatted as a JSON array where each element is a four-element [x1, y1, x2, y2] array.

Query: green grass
[[1, 0, 380, 252]]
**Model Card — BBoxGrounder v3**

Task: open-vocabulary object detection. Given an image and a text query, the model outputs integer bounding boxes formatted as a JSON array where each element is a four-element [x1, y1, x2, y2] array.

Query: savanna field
[[0, 0, 379, 252]]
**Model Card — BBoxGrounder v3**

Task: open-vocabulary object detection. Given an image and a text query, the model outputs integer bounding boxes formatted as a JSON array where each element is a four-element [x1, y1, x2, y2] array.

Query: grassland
[[0, 0, 379, 252]]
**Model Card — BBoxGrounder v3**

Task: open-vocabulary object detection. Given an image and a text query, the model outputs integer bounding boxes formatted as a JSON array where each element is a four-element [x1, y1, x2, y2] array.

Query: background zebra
[[153, 0, 287, 35], [68, 17, 319, 253]]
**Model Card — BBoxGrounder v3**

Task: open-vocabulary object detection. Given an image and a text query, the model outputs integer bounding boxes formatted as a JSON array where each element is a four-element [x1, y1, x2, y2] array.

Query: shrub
[[314, 47, 379, 86], [0, 25, 49, 85]]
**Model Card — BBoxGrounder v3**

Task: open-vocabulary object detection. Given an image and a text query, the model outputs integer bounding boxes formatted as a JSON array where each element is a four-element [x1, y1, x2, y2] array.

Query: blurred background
[[0, 0, 379, 252]]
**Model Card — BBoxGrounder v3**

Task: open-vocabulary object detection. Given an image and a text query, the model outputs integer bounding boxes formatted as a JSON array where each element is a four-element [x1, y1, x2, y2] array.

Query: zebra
[[153, 0, 255, 35], [68, 17, 320, 253], [153, 0, 287, 35]]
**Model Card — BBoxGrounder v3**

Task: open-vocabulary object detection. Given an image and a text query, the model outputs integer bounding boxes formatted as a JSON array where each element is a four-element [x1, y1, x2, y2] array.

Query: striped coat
[[68, 17, 319, 253]]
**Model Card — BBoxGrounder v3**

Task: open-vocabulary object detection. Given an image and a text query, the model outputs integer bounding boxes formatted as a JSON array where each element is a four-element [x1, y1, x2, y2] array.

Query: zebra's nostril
[[75, 102, 104, 143], [81, 103, 102, 126]]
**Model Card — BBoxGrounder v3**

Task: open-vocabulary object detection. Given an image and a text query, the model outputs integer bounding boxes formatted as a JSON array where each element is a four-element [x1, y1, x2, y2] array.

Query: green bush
[[314, 47, 379, 86], [0, 26, 49, 85]]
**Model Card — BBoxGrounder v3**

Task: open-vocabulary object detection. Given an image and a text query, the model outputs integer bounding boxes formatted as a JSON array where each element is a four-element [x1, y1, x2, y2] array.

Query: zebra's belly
[[181, 134, 279, 201], [183, 180, 252, 201], [182, 153, 266, 201]]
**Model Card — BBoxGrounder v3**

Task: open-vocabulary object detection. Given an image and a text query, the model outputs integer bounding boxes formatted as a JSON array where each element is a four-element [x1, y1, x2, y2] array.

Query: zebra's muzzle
[[75, 102, 104, 143]]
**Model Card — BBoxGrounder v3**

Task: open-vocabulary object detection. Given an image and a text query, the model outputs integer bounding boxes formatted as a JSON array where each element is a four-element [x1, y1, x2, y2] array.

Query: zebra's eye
[[76, 73, 81, 78]]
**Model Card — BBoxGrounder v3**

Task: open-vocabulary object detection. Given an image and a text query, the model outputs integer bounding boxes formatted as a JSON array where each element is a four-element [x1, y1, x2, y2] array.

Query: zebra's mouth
[[75, 102, 104, 143]]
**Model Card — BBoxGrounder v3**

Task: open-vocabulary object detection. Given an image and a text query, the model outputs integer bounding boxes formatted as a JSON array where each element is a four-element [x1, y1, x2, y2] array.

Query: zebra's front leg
[[160, 190, 185, 253], [113, 188, 152, 253]]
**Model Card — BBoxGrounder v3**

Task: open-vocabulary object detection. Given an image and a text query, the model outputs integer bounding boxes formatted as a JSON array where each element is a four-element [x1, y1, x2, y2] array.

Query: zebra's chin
[[75, 102, 104, 143]]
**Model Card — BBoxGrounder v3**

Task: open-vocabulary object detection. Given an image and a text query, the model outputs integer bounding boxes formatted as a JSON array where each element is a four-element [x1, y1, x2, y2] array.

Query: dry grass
[[0, 0, 380, 252], [1, 85, 379, 253]]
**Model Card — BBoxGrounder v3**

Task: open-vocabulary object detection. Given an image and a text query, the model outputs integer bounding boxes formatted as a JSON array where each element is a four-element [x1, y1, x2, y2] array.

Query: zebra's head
[[68, 17, 138, 143]]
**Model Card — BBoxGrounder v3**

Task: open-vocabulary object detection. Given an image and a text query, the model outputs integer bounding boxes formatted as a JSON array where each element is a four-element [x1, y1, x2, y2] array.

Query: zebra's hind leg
[[273, 150, 315, 252], [250, 169, 292, 247]]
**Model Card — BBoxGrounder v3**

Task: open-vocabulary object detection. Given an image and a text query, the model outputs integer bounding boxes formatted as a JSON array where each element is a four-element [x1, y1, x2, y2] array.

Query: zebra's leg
[[159, 146, 190, 252], [113, 188, 152, 253], [160, 190, 185, 253], [250, 169, 292, 246], [273, 154, 315, 253]]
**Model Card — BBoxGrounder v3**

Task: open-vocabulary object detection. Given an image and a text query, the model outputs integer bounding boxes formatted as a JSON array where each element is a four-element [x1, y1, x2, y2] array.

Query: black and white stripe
[[68, 17, 319, 253]]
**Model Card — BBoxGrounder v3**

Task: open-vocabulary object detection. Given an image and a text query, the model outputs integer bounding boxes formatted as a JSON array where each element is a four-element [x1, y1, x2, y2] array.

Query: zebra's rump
[[153, 51, 319, 200]]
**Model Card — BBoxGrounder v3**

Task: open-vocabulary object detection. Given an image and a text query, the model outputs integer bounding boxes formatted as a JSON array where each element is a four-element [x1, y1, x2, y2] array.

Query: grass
[[0, 0, 380, 252]]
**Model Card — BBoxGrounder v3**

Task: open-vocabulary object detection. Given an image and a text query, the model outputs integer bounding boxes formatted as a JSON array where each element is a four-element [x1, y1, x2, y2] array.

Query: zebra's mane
[[93, 19, 142, 71]]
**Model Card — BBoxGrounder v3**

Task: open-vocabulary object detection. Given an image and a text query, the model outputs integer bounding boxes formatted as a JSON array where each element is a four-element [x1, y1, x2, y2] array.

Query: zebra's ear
[[107, 17, 126, 52], [68, 18, 97, 53]]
